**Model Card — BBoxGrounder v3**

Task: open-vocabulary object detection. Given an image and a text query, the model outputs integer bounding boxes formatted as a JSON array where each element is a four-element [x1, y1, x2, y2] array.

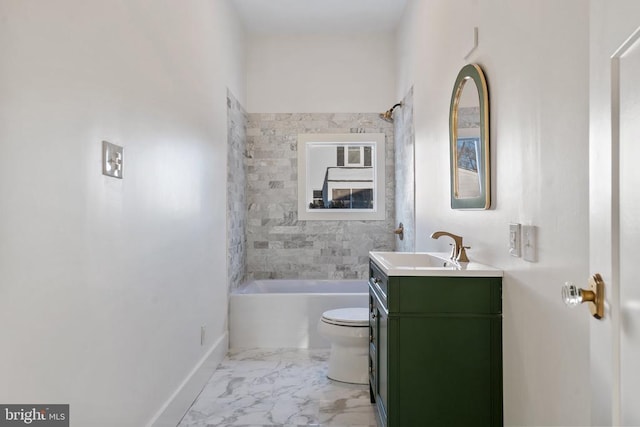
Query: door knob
[[562, 273, 605, 319]]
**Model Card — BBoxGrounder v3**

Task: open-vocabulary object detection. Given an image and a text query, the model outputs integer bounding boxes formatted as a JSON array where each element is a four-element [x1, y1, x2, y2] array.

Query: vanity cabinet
[[368, 260, 503, 427]]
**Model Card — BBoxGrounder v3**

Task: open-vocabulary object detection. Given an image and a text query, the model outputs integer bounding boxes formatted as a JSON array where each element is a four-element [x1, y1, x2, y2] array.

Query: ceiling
[[230, 0, 408, 35]]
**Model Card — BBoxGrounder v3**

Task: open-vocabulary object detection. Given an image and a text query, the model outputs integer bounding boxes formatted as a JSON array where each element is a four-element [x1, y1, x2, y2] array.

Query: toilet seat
[[320, 308, 369, 327]]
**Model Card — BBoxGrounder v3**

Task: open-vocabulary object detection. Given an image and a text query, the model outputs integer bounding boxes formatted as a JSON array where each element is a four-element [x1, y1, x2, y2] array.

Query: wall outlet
[[522, 225, 537, 262], [509, 223, 521, 257], [200, 325, 206, 346]]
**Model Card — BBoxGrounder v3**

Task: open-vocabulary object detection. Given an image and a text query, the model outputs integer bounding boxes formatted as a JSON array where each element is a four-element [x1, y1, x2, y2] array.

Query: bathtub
[[229, 279, 369, 349]]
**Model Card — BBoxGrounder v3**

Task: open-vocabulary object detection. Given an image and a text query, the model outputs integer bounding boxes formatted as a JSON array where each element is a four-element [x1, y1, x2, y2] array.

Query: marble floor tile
[[178, 349, 377, 427]]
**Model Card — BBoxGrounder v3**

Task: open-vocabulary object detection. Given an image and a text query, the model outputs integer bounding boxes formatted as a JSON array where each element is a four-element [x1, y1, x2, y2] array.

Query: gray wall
[[245, 113, 396, 280]]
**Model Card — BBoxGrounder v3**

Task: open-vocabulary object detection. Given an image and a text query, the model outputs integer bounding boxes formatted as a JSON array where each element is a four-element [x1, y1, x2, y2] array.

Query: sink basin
[[372, 252, 454, 268], [369, 251, 503, 277]]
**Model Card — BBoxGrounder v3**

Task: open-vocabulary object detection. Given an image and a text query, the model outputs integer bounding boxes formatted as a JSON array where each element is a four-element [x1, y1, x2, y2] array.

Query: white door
[[590, 2, 640, 425]]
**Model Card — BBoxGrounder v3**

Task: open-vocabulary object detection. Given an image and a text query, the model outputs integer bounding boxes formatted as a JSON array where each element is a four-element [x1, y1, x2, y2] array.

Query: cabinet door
[[375, 301, 389, 425], [369, 292, 376, 404], [396, 315, 502, 426]]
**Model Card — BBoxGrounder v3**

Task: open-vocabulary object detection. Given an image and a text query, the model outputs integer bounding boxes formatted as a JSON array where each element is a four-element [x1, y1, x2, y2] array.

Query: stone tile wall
[[246, 113, 395, 280], [227, 90, 248, 290], [394, 87, 416, 252]]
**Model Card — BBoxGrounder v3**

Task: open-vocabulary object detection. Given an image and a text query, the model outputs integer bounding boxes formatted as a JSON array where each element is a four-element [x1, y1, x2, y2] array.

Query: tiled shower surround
[[394, 87, 415, 252], [245, 113, 395, 280], [227, 91, 248, 290]]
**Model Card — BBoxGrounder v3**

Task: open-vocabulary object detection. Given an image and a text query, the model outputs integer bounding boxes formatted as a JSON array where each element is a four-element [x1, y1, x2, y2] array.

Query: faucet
[[430, 231, 470, 263]]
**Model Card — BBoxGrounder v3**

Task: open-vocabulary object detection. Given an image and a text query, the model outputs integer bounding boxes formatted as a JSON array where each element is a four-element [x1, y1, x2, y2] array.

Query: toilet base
[[327, 342, 369, 385]]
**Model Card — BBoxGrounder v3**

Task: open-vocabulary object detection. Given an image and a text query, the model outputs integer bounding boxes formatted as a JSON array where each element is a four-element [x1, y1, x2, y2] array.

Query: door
[[590, 2, 640, 425]]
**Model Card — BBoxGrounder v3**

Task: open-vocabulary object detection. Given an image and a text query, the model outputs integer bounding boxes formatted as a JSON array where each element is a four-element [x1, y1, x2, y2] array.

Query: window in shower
[[297, 133, 385, 220]]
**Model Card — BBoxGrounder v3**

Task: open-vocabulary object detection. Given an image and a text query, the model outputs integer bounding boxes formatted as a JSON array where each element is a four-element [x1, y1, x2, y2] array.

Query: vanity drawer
[[369, 293, 377, 345], [369, 260, 388, 303], [390, 276, 502, 315]]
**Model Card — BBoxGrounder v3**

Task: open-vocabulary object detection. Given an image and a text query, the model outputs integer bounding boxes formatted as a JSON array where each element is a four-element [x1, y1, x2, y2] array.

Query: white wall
[[246, 33, 396, 113], [397, 0, 590, 425], [0, 1, 245, 425]]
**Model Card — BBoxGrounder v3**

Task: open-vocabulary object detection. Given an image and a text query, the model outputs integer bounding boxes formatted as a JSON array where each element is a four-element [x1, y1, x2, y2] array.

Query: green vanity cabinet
[[368, 260, 503, 427]]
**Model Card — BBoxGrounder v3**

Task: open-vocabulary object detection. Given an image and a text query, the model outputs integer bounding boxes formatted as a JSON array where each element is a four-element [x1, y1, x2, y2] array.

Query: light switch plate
[[509, 223, 521, 257], [102, 140, 123, 179], [522, 225, 537, 262]]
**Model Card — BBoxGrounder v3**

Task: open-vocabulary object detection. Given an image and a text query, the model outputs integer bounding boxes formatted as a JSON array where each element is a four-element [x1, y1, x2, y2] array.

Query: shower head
[[380, 103, 402, 123]]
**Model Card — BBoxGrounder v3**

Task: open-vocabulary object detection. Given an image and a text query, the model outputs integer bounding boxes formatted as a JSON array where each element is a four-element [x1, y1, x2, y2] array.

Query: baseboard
[[147, 332, 228, 427]]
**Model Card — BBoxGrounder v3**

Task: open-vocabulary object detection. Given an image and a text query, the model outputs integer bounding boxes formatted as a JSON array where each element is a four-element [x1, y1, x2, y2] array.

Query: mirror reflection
[[455, 78, 481, 199], [449, 64, 490, 209]]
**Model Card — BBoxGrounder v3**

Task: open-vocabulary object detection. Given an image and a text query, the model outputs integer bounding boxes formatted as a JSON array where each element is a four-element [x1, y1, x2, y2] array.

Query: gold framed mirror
[[449, 63, 490, 209]]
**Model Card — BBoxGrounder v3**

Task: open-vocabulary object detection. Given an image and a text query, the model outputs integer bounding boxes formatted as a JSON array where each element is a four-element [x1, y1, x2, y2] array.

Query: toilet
[[317, 307, 370, 384]]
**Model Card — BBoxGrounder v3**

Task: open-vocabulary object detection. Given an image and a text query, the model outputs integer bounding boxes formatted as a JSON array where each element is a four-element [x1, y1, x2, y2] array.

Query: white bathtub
[[229, 279, 369, 349]]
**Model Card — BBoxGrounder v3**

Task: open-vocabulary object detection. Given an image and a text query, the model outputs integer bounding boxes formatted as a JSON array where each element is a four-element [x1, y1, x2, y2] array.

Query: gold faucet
[[430, 231, 470, 262]]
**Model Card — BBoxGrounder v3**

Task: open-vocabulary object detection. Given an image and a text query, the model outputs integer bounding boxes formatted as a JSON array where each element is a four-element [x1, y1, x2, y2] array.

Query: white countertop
[[369, 251, 503, 277]]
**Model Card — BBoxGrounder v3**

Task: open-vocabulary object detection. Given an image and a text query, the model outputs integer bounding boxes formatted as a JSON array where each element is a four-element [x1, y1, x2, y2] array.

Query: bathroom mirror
[[297, 133, 385, 220], [449, 63, 490, 209]]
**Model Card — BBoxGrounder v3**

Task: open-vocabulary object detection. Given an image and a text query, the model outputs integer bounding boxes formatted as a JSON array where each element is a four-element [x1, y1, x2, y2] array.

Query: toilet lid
[[321, 308, 369, 326]]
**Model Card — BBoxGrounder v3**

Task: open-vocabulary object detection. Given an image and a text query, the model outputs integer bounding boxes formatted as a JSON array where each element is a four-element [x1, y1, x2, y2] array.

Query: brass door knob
[[562, 273, 605, 319]]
